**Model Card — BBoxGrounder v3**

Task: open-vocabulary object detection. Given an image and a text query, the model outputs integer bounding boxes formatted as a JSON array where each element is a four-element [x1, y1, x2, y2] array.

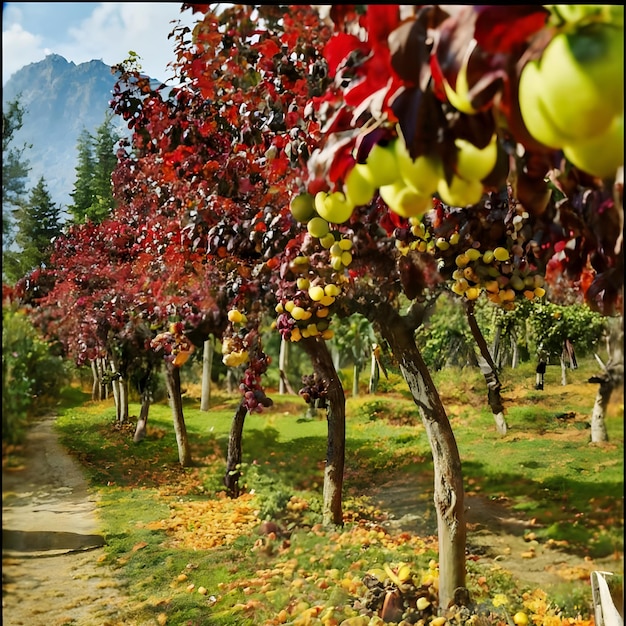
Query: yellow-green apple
[[454, 134, 498, 181], [290, 192, 316, 222], [394, 137, 441, 195], [563, 113, 623, 178], [314, 190, 354, 224], [307, 216, 330, 239], [528, 24, 623, 141], [344, 164, 376, 206], [436, 174, 484, 207], [355, 141, 400, 188], [379, 180, 433, 218]]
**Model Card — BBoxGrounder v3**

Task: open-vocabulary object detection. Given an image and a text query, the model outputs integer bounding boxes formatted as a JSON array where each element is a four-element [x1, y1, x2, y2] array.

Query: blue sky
[[2, 2, 199, 85]]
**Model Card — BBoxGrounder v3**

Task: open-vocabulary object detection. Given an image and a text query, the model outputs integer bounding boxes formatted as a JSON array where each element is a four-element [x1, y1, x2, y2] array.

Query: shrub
[[2, 305, 69, 444]]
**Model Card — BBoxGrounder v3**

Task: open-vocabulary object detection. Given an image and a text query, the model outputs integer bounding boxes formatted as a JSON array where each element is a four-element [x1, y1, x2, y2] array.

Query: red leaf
[[323, 33, 366, 78], [474, 5, 550, 54]]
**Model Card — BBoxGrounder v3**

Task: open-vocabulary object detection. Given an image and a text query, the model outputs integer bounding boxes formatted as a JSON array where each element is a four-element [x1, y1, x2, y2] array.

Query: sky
[[2, 2, 201, 85]]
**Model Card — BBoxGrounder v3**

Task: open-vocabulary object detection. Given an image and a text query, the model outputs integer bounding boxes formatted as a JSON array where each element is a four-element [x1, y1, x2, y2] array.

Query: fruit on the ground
[[563, 113, 624, 178], [344, 165, 376, 206], [314, 190, 355, 224], [290, 192, 316, 222], [307, 216, 330, 239], [454, 134, 498, 181], [513, 612, 529, 626], [437, 174, 483, 207], [379, 180, 433, 217]]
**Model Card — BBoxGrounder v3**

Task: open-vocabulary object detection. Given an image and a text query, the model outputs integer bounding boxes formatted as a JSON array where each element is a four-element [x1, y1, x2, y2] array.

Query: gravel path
[[2, 415, 128, 626]]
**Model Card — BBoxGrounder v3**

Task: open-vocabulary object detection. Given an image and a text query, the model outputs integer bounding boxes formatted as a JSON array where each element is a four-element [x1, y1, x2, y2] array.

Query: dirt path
[[371, 476, 624, 601], [2, 415, 128, 626]]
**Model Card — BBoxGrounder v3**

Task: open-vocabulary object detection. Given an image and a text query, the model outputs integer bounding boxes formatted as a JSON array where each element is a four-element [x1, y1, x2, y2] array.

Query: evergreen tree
[[68, 128, 96, 222], [2, 97, 31, 248], [3, 177, 62, 283], [68, 113, 121, 224]]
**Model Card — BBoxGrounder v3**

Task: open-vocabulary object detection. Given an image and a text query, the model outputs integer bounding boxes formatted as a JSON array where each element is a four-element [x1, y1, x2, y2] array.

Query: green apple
[[436, 175, 484, 207], [563, 113, 624, 178], [394, 137, 441, 195], [547, 4, 624, 27], [344, 165, 376, 206], [289, 192, 316, 222], [379, 180, 433, 218], [307, 216, 330, 239], [356, 141, 400, 189], [518, 60, 572, 148], [535, 24, 624, 141], [454, 134, 498, 181], [314, 190, 354, 224]]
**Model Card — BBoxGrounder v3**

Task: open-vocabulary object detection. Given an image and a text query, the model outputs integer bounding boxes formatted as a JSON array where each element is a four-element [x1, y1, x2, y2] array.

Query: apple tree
[[277, 3, 622, 608]]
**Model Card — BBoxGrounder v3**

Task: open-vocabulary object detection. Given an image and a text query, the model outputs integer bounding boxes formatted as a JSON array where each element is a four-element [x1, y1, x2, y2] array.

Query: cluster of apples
[[221, 336, 249, 367], [450, 245, 546, 309], [518, 5, 623, 178], [273, 276, 338, 342], [345, 131, 497, 214], [151, 322, 195, 367], [221, 309, 250, 367]]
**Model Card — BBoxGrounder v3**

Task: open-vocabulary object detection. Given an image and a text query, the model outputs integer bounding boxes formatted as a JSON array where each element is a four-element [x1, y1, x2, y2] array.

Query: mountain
[[2, 54, 131, 217]]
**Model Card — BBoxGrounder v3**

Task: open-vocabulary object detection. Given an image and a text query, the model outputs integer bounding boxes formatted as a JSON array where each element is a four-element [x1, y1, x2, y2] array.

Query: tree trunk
[[120, 377, 129, 422], [278, 338, 297, 395], [164, 362, 192, 467], [376, 304, 466, 610], [200, 336, 214, 412], [588, 320, 624, 443], [110, 361, 121, 421], [91, 359, 99, 401], [133, 387, 151, 443], [369, 347, 380, 394], [224, 399, 247, 497], [301, 336, 345, 527], [279, 337, 288, 395], [560, 355, 568, 386], [352, 362, 360, 397], [464, 301, 507, 435]]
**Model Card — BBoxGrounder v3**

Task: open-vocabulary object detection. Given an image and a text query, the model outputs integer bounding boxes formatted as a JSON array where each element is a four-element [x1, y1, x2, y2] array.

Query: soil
[[2, 414, 624, 625], [2, 415, 129, 626]]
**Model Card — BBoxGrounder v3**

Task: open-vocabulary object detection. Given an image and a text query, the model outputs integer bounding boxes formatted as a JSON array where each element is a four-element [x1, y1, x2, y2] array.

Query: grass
[[41, 356, 624, 624]]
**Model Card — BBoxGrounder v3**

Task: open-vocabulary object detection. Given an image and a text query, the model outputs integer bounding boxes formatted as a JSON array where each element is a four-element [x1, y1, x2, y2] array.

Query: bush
[[2, 305, 69, 444]]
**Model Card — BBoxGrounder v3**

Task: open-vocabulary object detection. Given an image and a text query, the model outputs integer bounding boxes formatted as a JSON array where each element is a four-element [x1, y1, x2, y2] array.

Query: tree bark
[[376, 304, 466, 610], [589, 319, 624, 443], [133, 387, 151, 443], [301, 336, 345, 527], [369, 346, 380, 394], [164, 362, 192, 467], [464, 301, 507, 435], [200, 336, 214, 412], [352, 362, 360, 397], [91, 359, 99, 401], [224, 399, 247, 497]]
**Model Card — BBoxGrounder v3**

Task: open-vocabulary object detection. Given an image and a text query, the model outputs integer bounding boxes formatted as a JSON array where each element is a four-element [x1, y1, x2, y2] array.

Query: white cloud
[[2, 23, 47, 83], [2, 3, 198, 86]]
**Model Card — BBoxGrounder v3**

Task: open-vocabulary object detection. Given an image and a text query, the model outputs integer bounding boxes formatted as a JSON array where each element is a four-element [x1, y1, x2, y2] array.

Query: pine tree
[[4, 177, 63, 283], [2, 97, 31, 248], [68, 114, 121, 224], [68, 128, 96, 223]]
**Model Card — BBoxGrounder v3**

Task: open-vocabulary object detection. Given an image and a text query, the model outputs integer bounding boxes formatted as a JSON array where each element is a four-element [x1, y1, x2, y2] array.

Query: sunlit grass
[[51, 355, 623, 624]]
